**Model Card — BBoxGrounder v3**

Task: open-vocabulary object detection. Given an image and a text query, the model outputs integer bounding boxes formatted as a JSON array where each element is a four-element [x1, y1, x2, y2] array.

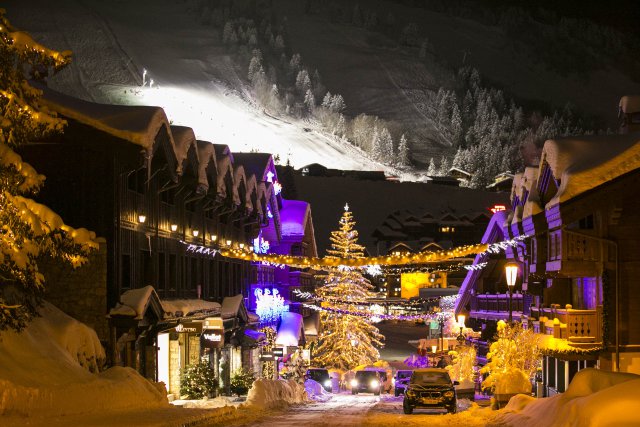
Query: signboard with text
[[201, 317, 224, 349]]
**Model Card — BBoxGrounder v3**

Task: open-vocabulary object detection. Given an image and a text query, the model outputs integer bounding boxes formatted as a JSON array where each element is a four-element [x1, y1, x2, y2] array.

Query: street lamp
[[457, 314, 466, 346], [505, 262, 519, 323]]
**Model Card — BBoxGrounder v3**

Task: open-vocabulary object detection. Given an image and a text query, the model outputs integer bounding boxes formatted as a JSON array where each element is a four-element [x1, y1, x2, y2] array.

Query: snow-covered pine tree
[[0, 13, 97, 331], [397, 134, 409, 166], [312, 205, 384, 370], [321, 91, 332, 109], [304, 88, 315, 112], [370, 126, 382, 161], [426, 158, 437, 176], [379, 127, 393, 162]]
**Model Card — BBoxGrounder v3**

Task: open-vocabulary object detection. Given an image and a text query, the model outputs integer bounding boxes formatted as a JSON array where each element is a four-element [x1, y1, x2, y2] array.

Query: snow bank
[[304, 379, 332, 402], [0, 302, 168, 418], [245, 379, 308, 409], [490, 368, 640, 427]]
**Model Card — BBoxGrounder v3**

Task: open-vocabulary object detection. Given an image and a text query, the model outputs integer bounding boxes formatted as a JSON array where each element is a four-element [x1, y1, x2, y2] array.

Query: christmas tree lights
[[311, 205, 384, 370]]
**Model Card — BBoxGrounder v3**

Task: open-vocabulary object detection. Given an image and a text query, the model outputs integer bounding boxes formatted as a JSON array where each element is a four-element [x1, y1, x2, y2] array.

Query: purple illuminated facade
[[231, 155, 318, 317]]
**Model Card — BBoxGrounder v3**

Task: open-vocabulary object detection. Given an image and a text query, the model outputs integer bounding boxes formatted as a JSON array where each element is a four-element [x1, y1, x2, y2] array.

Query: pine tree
[[0, 12, 97, 331], [370, 126, 382, 160], [426, 158, 437, 176], [397, 134, 409, 166], [312, 205, 384, 370], [378, 127, 393, 162], [304, 88, 315, 112]]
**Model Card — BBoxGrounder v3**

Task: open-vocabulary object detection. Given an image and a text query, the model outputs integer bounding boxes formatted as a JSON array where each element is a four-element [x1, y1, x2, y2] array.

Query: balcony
[[469, 293, 524, 321], [524, 305, 602, 347], [546, 229, 601, 276]]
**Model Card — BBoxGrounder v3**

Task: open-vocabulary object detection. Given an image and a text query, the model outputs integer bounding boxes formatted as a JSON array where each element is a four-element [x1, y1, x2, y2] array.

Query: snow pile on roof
[[245, 379, 308, 409], [275, 312, 304, 347], [161, 299, 221, 317], [0, 302, 168, 418], [221, 294, 244, 319], [542, 134, 640, 206], [40, 85, 171, 151], [279, 199, 310, 238], [490, 368, 640, 427], [538, 334, 601, 354], [110, 285, 159, 319], [304, 379, 332, 402]]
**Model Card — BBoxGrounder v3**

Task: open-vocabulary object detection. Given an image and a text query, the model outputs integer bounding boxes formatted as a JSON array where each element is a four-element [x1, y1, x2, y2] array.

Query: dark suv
[[403, 368, 458, 414], [394, 370, 413, 396], [351, 370, 384, 395], [306, 368, 332, 392]]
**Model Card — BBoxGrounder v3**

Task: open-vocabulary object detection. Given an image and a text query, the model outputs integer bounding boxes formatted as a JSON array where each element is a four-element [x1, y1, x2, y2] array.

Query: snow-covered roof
[[110, 285, 162, 320], [40, 86, 172, 151], [232, 152, 275, 183], [221, 294, 244, 320], [275, 312, 304, 346], [279, 199, 312, 238], [161, 299, 221, 318], [619, 95, 640, 114], [542, 134, 640, 207], [511, 166, 542, 222]]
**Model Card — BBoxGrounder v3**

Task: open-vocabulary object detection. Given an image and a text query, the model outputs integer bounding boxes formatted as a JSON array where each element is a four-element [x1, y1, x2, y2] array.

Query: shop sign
[[202, 317, 224, 349], [273, 347, 284, 357], [174, 323, 198, 333], [259, 352, 275, 361]]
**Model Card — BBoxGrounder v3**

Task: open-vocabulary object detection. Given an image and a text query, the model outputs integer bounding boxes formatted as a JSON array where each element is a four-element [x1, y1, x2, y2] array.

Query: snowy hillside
[[4, 0, 396, 174]]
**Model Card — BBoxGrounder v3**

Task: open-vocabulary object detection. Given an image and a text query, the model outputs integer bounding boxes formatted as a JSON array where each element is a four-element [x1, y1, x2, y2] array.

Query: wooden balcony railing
[[524, 305, 602, 345], [471, 293, 524, 313], [548, 229, 601, 262]]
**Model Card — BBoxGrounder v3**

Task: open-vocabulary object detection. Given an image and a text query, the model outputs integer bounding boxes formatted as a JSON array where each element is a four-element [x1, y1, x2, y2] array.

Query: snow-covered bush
[[447, 344, 477, 385], [481, 320, 540, 395], [180, 362, 218, 399]]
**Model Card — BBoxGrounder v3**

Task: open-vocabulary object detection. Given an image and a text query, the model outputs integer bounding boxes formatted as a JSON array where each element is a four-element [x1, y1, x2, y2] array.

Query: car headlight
[[370, 379, 380, 388], [351, 379, 358, 387], [324, 379, 331, 387], [444, 391, 455, 398], [406, 390, 416, 398], [392, 378, 396, 386]]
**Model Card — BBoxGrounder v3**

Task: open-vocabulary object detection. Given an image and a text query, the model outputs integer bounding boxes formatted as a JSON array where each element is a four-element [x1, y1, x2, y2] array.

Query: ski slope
[[6, 0, 393, 172]]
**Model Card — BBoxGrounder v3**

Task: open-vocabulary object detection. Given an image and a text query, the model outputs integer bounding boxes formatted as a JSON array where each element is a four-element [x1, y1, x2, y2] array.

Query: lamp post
[[505, 262, 519, 324], [457, 314, 466, 346]]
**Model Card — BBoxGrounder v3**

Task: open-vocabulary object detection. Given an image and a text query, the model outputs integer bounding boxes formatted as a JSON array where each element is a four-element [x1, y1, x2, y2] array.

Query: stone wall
[[40, 238, 109, 343]]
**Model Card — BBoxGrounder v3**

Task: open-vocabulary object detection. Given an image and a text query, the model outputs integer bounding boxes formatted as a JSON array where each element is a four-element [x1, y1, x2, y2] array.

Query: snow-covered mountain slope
[[276, 0, 640, 158], [5, 0, 392, 172]]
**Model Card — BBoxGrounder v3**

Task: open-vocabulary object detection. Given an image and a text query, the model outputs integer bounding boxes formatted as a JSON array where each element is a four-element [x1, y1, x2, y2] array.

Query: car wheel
[[352, 390, 357, 395], [448, 405, 457, 414], [403, 401, 413, 415], [374, 391, 380, 396]]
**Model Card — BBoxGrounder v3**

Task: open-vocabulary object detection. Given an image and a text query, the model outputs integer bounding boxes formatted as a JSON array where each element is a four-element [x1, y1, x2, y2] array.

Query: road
[[223, 393, 493, 427]]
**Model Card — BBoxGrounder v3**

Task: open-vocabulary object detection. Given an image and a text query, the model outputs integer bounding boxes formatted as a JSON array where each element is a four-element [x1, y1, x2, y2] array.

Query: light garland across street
[[213, 235, 529, 268], [302, 303, 452, 322]]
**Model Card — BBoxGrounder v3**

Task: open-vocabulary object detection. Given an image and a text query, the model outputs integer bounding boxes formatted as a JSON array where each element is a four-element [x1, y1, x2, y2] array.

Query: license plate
[[421, 398, 438, 404]]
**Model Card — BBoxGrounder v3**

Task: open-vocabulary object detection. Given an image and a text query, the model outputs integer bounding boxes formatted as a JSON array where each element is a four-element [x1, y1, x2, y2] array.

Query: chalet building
[[456, 125, 640, 396], [20, 87, 316, 396], [448, 167, 473, 184], [486, 172, 515, 192], [370, 210, 492, 298], [619, 95, 640, 134]]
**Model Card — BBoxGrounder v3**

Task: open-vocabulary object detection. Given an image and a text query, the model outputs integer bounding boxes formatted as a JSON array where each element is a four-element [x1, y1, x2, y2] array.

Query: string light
[[303, 303, 453, 322]]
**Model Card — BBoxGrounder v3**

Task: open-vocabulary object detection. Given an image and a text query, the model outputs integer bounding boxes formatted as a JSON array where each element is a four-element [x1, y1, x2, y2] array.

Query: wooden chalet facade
[[20, 88, 317, 394], [456, 125, 640, 395]]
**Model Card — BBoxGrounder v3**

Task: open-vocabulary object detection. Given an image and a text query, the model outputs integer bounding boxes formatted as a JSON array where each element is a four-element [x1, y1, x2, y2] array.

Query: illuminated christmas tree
[[312, 204, 384, 370], [0, 12, 96, 331]]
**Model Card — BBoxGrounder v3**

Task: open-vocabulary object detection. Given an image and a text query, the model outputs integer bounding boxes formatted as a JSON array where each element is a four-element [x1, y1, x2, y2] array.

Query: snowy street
[[224, 393, 493, 427]]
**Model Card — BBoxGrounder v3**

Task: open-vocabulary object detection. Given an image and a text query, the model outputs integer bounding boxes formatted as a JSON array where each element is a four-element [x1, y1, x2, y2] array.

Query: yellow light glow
[[170, 224, 178, 232], [505, 262, 519, 287], [138, 214, 146, 224], [192, 229, 199, 237]]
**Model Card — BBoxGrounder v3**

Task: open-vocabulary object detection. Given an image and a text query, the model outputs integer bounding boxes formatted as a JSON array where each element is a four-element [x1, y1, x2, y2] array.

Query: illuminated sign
[[490, 205, 507, 214], [174, 324, 197, 333], [255, 288, 289, 324], [202, 333, 222, 342]]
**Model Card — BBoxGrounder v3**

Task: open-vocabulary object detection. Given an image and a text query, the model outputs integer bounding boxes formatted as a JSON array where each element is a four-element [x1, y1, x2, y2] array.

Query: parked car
[[394, 370, 413, 396], [403, 368, 458, 414], [351, 370, 384, 395], [306, 368, 332, 392]]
